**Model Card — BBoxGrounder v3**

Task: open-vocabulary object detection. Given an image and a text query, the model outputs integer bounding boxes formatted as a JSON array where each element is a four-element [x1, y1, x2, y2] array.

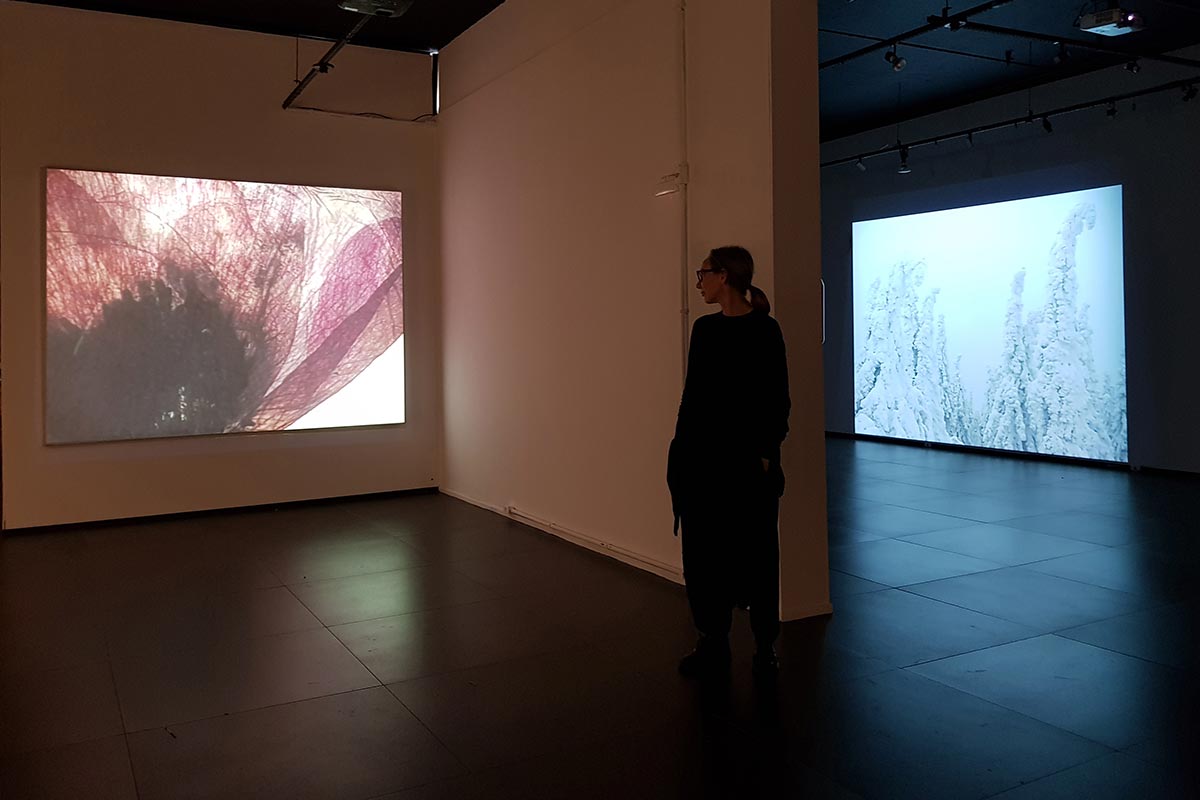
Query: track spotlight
[[1125, 60, 1141, 75], [1042, 116, 1053, 133], [338, 0, 415, 16], [966, 131, 975, 148], [1106, 101, 1118, 118], [897, 145, 912, 174], [1184, 84, 1198, 102], [884, 47, 907, 72], [855, 158, 868, 172], [1052, 42, 1069, 65]]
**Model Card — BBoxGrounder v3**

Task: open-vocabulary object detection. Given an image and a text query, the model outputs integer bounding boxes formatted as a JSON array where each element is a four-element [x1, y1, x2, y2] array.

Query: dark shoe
[[678, 637, 731, 678], [752, 646, 779, 677]]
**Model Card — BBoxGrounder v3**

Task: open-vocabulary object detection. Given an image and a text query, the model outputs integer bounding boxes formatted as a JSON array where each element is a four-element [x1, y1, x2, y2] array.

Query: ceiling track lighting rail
[[282, 0, 418, 111], [948, 21, 1200, 70], [820, 27, 1041, 68], [821, 73, 1200, 171], [283, 14, 372, 110], [819, 0, 1015, 70]]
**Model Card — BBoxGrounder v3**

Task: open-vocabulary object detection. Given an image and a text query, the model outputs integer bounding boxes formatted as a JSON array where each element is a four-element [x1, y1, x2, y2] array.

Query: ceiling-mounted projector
[[1080, 8, 1145, 36], [337, 0, 415, 17]]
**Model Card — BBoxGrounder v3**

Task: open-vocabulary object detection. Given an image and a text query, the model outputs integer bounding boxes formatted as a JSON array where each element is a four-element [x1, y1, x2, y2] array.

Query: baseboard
[[438, 487, 508, 516], [438, 488, 684, 586]]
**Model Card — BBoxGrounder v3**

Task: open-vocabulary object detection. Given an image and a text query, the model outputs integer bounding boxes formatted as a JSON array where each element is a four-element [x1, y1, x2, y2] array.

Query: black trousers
[[680, 478, 780, 647]]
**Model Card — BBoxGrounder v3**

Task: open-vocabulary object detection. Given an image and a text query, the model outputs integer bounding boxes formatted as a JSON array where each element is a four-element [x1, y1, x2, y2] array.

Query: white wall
[[440, 0, 831, 620], [820, 46, 1200, 475], [771, 0, 831, 619], [439, 0, 686, 577], [0, 2, 443, 528]]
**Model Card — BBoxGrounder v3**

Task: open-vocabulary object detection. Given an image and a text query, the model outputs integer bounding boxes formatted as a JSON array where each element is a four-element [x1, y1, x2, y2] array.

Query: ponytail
[[748, 284, 771, 314]]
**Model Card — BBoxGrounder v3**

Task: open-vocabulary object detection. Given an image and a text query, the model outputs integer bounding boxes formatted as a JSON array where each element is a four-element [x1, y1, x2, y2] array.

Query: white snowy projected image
[[853, 186, 1127, 461]]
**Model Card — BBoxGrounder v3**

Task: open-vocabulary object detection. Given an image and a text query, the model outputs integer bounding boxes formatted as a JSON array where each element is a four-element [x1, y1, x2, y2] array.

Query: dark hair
[[706, 245, 771, 313]]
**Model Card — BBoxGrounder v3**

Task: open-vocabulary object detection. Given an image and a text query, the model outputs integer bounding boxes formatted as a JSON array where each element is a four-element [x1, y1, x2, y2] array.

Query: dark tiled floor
[[2, 439, 1199, 799]]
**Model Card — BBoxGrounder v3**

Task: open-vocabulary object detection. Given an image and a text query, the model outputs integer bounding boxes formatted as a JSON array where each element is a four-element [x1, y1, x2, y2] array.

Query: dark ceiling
[[20, 0, 504, 53], [21, 1, 1200, 142], [819, 0, 1200, 141]]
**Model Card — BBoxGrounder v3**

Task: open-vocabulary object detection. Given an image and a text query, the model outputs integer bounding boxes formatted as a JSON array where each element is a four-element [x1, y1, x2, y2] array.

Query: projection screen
[[852, 185, 1127, 462], [45, 169, 405, 444]]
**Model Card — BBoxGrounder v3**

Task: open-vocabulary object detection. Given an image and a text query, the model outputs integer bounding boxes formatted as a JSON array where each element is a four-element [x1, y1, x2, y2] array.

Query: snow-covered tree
[[1074, 302, 1118, 460], [856, 199, 1127, 462], [855, 261, 946, 441], [914, 289, 951, 442], [982, 270, 1033, 452], [936, 313, 972, 445], [1108, 358, 1129, 461], [1024, 203, 1104, 458]]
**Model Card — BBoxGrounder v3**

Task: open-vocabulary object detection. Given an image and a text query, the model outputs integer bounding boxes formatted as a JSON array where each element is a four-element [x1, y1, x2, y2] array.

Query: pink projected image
[[45, 169, 405, 444]]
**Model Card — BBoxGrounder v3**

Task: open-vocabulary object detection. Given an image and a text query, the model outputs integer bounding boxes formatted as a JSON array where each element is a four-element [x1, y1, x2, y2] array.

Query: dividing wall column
[[687, 0, 829, 619], [771, 0, 831, 620]]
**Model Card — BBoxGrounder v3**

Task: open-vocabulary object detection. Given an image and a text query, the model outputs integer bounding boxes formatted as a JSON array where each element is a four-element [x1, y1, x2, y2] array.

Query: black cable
[[292, 105, 438, 123]]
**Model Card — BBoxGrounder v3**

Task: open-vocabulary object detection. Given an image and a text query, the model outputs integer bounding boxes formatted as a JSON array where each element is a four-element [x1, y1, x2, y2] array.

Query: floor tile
[[289, 565, 500, 626], [899, 523, 1101, 566], [0, 735, 137, 800], [265, 536, 430, 584], [828, 570, 888, 598], [998, 511, 1165, 546], [974, 484, 1120, 511], [0, 596, 111, 675], [839, 460, 946, 482], [1056, 601, 1199, 668], [0, 661, 125, 755], [822, 589, 1035, 668], [826, 524, 889, 545], [395, 522, 554, 563], [898, 492, 1063, 523], [127, 687, 463, 800], [387, 644, 690, 770], [331, 595, 574, 684], [103, 585, 322, 660], [987, 752, 1195, 799], [826, 504, 968, 537], [909, 635, 1187, 749], [902, 567, 1153, 633], [83, 521, 281, 605], [794, 669, 1109, 800], [376, 719, 864, 800], [836, 479, 964, 506], [449, 542, 656, 601], [528, 576, 693, 647], [1, 444, 1195, 799], [112, 628, 378, 731], [829, 539, 1001, 586], [1122, 730, 1200, 781], [892, 468, 1056, 494], [1025, 545, 1196, 601]]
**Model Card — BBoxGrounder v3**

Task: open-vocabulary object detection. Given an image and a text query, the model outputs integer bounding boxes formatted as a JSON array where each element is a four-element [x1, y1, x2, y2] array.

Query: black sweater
[[672, 309, 791, 471]]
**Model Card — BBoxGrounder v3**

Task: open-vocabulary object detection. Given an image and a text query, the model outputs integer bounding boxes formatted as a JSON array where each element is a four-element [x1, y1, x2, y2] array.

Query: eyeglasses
[[696, 268, 720, 281]]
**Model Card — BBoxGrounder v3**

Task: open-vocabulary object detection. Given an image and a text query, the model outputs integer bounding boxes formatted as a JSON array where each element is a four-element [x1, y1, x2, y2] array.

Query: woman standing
[[667, 245, 790, 678]]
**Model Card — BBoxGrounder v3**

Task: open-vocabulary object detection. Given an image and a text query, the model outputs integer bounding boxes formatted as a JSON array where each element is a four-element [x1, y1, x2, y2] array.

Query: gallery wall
[[438, 0, 687, 577], [0, 1, 442, 528], [439, 0, 831, 620], [820, 46, 1200, 475]]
